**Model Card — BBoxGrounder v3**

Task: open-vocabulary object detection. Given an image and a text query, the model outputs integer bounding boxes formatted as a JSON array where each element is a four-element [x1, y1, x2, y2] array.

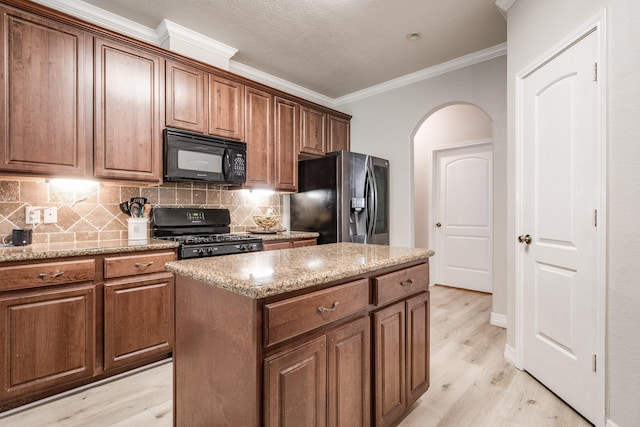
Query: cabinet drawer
[[373, 263, 429, 306], [265, 279, 369, 347], [291, 238, 316, 248], [263, 241, 291, 251], [104, 251, 176, 278], [0, 260, 95, 292]]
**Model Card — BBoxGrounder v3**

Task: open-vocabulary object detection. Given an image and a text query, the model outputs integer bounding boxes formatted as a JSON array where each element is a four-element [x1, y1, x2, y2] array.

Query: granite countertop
[[0, 238, 180, 263], [242, 230, 319, 242], [165, 242, 434, 299]]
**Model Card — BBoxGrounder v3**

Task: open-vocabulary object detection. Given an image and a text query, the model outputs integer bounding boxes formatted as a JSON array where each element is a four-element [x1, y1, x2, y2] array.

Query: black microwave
[[164, 128, 246, 184]]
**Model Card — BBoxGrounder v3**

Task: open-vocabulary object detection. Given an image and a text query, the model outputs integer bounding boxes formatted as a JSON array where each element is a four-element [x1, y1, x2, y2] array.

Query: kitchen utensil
[[129, 201, 143, 218], [119, 202, 131, 216], [142, 204, 152, 218], [130, 197, 147, 206]]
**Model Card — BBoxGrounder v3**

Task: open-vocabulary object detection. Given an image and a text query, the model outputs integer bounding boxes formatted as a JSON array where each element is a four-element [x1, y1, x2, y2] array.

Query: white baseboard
[[490, 312, 507, 328], [606, 420, 620, 427], [504, 343, 518, 367]]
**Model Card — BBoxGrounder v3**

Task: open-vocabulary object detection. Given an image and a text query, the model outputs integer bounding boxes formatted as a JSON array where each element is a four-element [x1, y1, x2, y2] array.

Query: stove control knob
[[206, 248, 215, 254], [239, 244, 247, 251], [196, 248, 206, 256]]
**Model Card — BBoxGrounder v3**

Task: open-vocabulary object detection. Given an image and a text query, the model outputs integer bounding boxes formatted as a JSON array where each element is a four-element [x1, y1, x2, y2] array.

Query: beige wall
[[340, 55, 507, 317], [506, 1, 640, 425], [0, 179, 282, 243]]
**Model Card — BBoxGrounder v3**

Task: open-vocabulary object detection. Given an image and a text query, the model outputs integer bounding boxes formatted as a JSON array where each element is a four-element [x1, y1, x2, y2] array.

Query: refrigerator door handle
[[366, 160, 378, 241]]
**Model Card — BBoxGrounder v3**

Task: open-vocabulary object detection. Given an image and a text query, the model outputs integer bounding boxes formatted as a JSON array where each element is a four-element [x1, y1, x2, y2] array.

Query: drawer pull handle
[[401, 279, 414, 287], [134, 261, 154, 268], [317, 301, 340, 313], [38, 271, 65, 279]]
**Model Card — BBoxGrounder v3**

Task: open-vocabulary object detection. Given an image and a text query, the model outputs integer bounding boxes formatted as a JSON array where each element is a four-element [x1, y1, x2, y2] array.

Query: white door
[[520, 30, 598, 422], [434, 144, 492, 293]]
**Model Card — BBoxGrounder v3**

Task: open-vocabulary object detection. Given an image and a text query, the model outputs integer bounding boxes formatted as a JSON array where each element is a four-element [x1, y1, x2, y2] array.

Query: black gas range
[[152, 207, 263, 259]]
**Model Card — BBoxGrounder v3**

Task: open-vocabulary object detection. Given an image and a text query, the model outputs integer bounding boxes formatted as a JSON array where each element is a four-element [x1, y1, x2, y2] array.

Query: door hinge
[[592, 354, 597, 372], [594, 209, 598, 228], [593, 62, 598, 82]]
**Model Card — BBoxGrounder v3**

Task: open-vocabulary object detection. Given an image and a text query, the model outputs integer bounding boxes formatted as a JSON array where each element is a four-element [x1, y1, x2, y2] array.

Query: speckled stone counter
[[165, 242, 434, 299], [0, 238, 179, 263]]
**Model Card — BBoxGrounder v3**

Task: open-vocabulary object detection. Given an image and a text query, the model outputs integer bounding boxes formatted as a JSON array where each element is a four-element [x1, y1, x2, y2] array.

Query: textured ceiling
[[79, 0, 506, 98]]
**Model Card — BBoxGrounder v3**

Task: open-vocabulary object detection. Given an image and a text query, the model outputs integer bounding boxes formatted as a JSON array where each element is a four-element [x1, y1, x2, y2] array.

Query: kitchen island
[[165, 242, 434, 427]]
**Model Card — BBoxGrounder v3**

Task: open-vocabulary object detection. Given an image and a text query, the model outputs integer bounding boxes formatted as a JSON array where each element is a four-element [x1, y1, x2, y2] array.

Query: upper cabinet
[[165, 59, 206, 133], [93, 38, 163, 184], [244, 86, 273, 188], [299, 105, 326, 156], [208, 75, 245, 140], [0, 6, 91, 177], [327, 114, 350, 152], [273, 97, 298, 192]]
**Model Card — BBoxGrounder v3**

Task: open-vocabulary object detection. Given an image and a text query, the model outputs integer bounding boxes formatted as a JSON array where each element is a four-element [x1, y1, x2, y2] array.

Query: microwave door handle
[[222, 150, 231, 180]]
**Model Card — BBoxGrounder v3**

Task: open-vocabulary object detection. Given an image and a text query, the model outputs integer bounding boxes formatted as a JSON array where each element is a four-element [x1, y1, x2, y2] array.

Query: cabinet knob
[[38, 271, 65, 279], [317, 301, 339, 313], [134, 261, 154, 268]]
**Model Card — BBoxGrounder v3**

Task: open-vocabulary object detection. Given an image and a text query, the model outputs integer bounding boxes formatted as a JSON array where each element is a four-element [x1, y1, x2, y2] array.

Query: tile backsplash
[[0, 179, 282, 244]]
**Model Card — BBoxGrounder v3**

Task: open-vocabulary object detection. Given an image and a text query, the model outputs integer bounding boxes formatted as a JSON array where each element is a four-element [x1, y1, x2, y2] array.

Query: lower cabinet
[[264, 316, 370, 427], [103, 272, 174, 371], [374, 292, 430, 427], [0, 283, 96, 401], [263, 237, 317, 251]]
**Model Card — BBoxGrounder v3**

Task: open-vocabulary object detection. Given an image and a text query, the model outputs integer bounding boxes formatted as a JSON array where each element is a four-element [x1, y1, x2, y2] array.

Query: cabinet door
[[300, 105, 326, 156], [0, 7, 90, 176], [245, 86, 273, 187], [273, 96, 298, 191], [208, 74, 244, 140], [373, 301, 406, 427], [103, 272, 174, 371], [0, 283, 96, 400], [327, 114, 350, 153], [166, 59, 206, 133], [406, 292, 430, 406], [94, 38, 162, 184], [264, 336, 327, 427], [327, 317, 371, 427]]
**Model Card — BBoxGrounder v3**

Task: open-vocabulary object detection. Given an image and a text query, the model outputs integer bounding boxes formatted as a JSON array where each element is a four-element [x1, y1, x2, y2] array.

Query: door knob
[[518, 234, 532, 245], [435, 222, 442, 228]]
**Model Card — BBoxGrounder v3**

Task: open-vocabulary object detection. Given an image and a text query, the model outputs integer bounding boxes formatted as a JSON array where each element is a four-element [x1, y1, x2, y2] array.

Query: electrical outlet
[[43, 207, 57, 224], [25, 207, 40, 224]]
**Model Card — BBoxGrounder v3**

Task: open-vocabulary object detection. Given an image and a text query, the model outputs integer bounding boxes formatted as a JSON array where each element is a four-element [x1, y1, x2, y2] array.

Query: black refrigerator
[[290, 151, 389, 245]]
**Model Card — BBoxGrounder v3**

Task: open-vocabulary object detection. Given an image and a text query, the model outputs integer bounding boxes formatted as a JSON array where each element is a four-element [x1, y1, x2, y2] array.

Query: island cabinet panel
[[373, 263, 429, 306], [406, 291, 430, 406], [0, 6, 91, 177], [244, 86, 273, 187], [264, 335, 327, 427], [299, 105, 326, 156], [0, 283, 96, 401], [273, 96, 298, 191], [103, 272, 174, 371], [94, 38, 163, 184], [327, 316, 371, 427], [208, 74, 244, 140], [327, 114, 351, 153], [165, 59, 206, 133]]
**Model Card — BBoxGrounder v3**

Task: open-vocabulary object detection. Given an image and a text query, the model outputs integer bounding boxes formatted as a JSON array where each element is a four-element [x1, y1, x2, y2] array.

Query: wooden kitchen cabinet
[[0, 6, 91, 177], [262, 237, 317, 251], [0, 283, 96, 402], [103, 272, 174, 371], [300, 105, 327, 156], [273, 96, 298, 191], [94, 37, 163, 184], [327, 114, 351, 152], [165, 59, 206, 133], [244, 86, 273, 187], [208, 74, 245, 140], [373, 288, 430, 427]]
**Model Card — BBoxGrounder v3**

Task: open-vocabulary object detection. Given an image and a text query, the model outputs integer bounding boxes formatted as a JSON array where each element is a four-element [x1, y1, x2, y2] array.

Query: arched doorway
[[413, 103, 494, 292]]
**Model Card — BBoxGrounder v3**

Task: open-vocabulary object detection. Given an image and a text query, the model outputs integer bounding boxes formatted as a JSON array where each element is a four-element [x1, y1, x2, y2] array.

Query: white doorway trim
[[513, 10, 607, 427], [429, 139, 493, 286]]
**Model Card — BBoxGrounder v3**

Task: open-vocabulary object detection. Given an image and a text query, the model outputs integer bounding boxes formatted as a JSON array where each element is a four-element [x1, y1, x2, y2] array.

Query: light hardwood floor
[[0, 285, 591, 427]]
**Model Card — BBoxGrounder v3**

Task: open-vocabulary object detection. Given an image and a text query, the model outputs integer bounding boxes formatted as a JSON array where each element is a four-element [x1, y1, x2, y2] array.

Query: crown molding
[[495, 0, 518, 15], [31, 0, 159, 44], [229, 61, 335, 108], [334, 42, 507, 106], [155, 19, 237, 60]]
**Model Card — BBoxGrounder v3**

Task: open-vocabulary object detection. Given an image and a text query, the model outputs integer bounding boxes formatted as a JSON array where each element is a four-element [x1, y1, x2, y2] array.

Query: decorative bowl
[[253, 214, 280, 230]]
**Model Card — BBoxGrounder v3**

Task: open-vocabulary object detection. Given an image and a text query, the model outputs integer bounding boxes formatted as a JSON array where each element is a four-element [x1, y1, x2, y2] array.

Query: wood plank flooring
[[0, 285, 591, 426]]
